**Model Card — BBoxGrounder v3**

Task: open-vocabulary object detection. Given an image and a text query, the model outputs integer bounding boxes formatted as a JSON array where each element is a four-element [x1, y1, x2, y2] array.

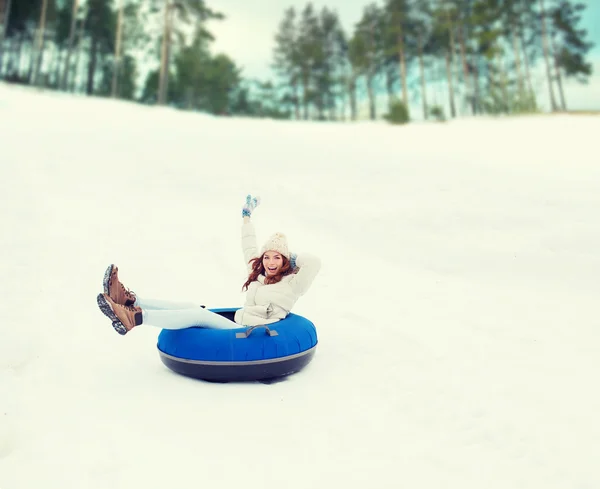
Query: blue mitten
[[289, 252, 298, 270], [242, 194, 260, 218]]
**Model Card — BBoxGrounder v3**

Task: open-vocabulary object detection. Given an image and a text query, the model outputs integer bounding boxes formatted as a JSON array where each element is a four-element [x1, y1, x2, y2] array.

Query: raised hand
[[242, 194, 261, 218]]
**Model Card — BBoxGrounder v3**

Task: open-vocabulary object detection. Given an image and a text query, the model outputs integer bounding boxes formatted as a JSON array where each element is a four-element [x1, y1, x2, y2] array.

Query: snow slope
[[1, 82, 599, 489]]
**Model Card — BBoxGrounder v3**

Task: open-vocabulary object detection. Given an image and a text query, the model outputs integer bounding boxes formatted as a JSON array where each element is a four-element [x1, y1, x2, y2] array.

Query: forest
[[0, 0, 594, 122]]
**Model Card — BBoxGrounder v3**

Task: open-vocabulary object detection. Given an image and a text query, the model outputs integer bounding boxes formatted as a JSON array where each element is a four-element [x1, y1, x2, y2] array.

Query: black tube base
[[158, 348, 316, 383]]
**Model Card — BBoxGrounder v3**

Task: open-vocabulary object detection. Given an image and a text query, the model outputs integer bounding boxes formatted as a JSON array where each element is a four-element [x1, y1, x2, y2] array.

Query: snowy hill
[[1, 82, 599, 489]]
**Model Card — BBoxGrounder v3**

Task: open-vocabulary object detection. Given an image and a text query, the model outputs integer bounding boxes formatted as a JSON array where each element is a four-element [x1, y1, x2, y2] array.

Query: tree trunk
[[397, 33, 408, 105], [327, 84, 334, 121], [549, 29, 566, 110], [301, 70, 309, 119], [61, 0, 79, 90], [365, 17, 376, 120], [185, 86, 193, 109], [32, 0, 48, 86], [349, 76, 357, 121], [328, 88, 336, 121], [457, 24, 473, 115], [12, 32, 24, 79], [86, 35, 98, 95], [339, 80, 346, 121], [27, 40, 36, 82], [417, 30, 428, 120], [158, 1, 170, 104], [366, 74, 376, 120], [1, 33, 10, 77], [0, 0, 13, 75], [70, 17, 85, 92], [443, 4, 458, 116], [499, 55, 510, 112], [486, 59, 495, 112], [314, 81, 324, 120], [292, 78, 300, 119], [385, 65, 394, 108], [518, 25, 536, 106], [53, 48, 62, 86], [111, 0, 124, 98], [473, 57, 481, 114], [539, 0, 557, 111], [7, 31, 21, 78], [164, 6, 174, 104], [432, 59, 442, 107], [511, 26, 525, 101], [445, 51, 456, 118]]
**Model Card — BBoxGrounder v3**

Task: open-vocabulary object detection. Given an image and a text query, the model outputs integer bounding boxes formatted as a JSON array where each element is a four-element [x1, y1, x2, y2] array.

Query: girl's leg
[[142, 306, 236, 330], [135, 295, 203, 311]]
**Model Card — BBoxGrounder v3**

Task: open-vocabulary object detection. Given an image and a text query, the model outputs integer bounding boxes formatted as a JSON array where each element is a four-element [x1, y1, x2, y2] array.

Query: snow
[[1, 81, 599, 489]]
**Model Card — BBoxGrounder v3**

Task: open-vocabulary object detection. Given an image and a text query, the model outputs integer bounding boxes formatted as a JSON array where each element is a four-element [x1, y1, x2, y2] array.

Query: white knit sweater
[[234, 220, 321, 326]]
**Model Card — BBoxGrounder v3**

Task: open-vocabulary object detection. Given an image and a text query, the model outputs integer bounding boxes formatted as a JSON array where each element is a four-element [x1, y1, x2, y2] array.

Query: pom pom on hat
[[260, 232, 290, 260]]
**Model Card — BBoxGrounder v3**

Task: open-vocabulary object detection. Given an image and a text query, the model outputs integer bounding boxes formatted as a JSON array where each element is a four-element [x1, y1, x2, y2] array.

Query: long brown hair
[[242, 253, 293, 291]]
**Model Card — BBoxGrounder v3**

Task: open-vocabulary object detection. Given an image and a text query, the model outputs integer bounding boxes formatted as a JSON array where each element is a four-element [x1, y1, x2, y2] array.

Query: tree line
[[272, 0, 594, 121], [0, 0, 594, 121]]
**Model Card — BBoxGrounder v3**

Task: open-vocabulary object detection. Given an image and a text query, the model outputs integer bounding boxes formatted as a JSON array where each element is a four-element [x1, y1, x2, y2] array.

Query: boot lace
[[120, 282, 135, 297], [119, 303, 139, 312], [110, 277, 135, 298]]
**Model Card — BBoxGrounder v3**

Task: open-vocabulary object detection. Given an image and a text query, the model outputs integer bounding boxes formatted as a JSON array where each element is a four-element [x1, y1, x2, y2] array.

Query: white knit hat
[[260, 232, 290, 260]]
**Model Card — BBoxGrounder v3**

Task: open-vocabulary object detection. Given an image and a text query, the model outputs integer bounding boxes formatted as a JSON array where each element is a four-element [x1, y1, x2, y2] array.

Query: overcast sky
[[205, 0, 600, 111], [206, 0, 367, 79]]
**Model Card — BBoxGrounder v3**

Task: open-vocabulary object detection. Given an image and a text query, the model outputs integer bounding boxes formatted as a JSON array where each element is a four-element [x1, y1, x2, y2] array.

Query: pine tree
[[428, 1, 456, 117], [84, 0, 116, 95], [272, 7, 301, 119], [352, 3, 385, 120], [315, 7, 344, 120], [152, 0, 223, 105], [413, 0, 434, 119], [297, 3, 321, 119], [467, 0, 505, 114], [383, 0, 412, 106], [108, 0, 146, 98], [548, 0, 594, 110]]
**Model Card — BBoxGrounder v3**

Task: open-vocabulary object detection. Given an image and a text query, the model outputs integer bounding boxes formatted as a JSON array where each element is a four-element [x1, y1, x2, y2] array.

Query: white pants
[[134, 296, 237, 330]]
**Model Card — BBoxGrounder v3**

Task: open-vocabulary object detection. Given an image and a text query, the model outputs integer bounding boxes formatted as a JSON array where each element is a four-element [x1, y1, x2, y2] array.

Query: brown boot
[[103, 264, 136, 306], [97, 293, 143, 335]]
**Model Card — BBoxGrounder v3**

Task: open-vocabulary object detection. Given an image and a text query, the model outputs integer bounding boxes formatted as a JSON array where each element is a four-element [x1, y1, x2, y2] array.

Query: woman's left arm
[[241, 217, 259, 273], [240, 195, 260, 272], [288, 253, 322, 296]]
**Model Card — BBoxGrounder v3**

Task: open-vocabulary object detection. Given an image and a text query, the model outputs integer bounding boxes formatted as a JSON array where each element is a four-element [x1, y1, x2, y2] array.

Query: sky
[[1, 79, 600, 489], [206, 0, 369, 78], [206, 0, 600, 113]]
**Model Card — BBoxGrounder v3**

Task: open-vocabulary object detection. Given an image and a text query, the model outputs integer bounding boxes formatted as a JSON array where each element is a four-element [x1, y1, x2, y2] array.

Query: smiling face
[[262, 251, 284, 277]]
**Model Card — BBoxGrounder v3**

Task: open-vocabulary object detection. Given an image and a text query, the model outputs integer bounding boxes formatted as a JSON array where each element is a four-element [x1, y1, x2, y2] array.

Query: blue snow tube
[[156, 308, 318, 382]]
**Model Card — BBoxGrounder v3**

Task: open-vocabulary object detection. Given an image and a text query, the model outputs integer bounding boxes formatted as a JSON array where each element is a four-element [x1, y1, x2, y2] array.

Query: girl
[[96, 195, 321, 335]]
